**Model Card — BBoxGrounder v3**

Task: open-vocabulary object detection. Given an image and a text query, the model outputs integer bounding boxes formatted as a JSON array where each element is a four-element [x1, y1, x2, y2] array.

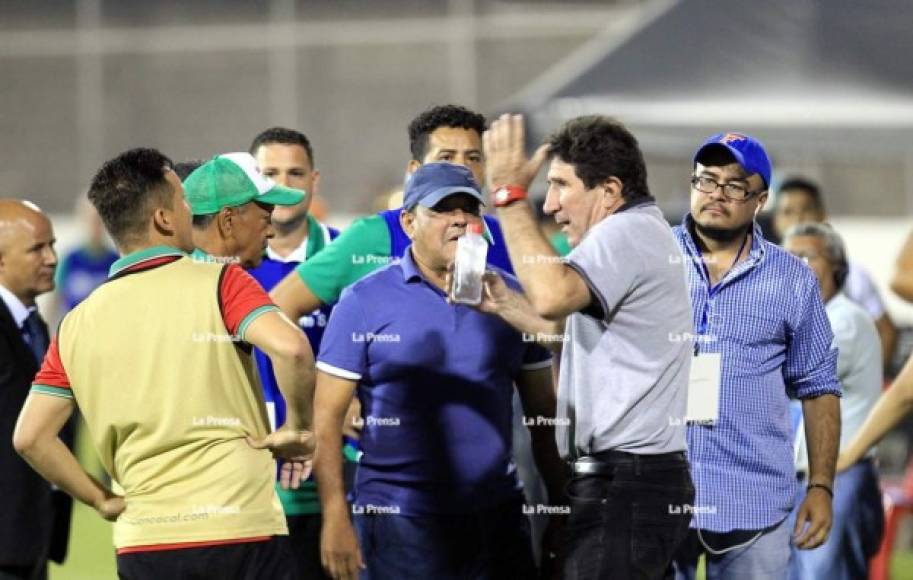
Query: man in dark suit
[[0, 199, 62, 580]]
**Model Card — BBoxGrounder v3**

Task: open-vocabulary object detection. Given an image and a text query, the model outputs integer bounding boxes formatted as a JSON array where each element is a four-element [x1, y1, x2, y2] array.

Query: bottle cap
[[468, 223, 483, 234]]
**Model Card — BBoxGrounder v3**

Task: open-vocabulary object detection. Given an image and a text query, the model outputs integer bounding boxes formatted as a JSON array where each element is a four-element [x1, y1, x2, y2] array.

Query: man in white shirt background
[[784, 222, 884, 580]]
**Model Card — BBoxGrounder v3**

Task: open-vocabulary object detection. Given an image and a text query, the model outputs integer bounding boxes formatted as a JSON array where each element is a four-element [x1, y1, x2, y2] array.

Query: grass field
[[49, 426, 913, 579], [49, 501, 913, 580]]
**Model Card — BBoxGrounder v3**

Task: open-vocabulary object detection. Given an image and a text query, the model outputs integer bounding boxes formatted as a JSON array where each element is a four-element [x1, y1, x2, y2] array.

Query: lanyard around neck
[[694, 229, 750, 353], [696, 229, 750, 295]]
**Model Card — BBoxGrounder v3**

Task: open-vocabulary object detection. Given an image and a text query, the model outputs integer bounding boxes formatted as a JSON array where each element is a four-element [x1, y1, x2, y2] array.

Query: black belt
[[571, 450, 687, 476]]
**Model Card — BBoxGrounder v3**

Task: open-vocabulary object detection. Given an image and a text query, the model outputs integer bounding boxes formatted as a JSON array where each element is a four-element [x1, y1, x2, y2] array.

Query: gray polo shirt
[[557, 198, 692, 459]]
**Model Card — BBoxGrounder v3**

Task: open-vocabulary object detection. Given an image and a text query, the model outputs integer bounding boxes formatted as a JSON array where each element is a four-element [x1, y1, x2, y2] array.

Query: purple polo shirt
[[316, 246, 551, 516]]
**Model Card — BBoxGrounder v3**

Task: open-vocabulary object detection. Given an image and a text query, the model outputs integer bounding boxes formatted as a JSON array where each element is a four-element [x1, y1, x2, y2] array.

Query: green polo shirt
[[294, 214, 391, 305]]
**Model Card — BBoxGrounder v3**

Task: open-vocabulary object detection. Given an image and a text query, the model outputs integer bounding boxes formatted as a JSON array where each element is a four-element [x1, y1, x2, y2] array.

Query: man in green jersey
[[269, 104, 514, 317]]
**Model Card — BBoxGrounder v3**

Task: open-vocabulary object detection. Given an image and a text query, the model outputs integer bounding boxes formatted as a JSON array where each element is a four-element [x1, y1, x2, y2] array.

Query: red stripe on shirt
[[33, 336, 70, 390], [119, 255, 183, 275], [116, 535, 271, 555], [218, 264, 275, 336]]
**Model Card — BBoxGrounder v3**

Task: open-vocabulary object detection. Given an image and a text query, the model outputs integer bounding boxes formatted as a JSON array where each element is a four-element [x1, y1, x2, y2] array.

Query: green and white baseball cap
[[184, 152, 305, 216]]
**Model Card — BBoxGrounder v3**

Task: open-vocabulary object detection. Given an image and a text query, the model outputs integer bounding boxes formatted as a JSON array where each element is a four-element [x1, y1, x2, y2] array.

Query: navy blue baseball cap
[[403, 162, 485, 210], [694, 132, 772, 188]]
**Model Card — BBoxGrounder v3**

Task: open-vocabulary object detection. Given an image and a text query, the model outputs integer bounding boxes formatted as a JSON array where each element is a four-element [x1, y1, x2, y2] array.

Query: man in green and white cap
[[184, 152, 305, 269]]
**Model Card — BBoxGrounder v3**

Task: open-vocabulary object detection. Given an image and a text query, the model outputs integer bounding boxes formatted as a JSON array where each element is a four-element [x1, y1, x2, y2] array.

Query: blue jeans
[[788, 460, 884, 580], [353, 498, 536, 580], [673, 516, 792, 580]]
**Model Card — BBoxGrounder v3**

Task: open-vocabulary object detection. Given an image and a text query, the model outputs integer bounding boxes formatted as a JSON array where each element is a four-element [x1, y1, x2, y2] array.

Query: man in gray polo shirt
[[479, 114, 694, 580]]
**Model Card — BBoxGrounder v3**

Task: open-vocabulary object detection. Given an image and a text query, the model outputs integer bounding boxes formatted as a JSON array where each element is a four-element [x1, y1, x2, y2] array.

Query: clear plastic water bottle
[[451, 223, 488, 305]]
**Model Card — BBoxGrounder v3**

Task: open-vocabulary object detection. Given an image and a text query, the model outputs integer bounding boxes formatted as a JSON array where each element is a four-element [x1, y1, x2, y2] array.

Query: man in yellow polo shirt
[[14, 148, 315, 580]]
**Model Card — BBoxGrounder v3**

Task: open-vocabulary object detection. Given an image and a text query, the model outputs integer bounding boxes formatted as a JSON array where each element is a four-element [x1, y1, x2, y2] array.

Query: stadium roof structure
[[506, 0, 913, 160]]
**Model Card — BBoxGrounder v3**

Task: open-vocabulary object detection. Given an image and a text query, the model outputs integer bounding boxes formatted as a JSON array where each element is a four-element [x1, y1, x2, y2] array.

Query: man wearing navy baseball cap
[[312, 162, 565, 580], [670, 133, 841, 579]]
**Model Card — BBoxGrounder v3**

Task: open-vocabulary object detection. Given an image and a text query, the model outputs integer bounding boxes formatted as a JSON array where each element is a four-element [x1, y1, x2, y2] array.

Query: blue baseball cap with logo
[[403, 162, 486, 210], [694, 132, 772, 188]]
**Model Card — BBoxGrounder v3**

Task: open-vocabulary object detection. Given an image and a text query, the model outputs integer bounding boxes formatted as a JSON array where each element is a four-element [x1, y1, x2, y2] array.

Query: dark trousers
[[116, 536, 297, 580], [353, 498, 536, 580], [287, 514, 329, 580], [562, 451, 695, 580], [0, 564, 46, 580]]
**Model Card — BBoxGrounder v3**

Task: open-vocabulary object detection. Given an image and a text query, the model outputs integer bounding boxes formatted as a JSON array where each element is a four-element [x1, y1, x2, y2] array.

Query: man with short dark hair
[[248, 127, 342, 580], [670, 134, 841, 579], [773, 177, 896, 369], [13, 148, 315, 580], [481, 113, 695, 580], [269, 104, 509, 319], [248, 127, 326, 264]]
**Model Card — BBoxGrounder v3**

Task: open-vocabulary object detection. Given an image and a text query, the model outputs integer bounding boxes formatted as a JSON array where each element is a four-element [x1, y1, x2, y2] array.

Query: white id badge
[[686, 352, 721, 424]]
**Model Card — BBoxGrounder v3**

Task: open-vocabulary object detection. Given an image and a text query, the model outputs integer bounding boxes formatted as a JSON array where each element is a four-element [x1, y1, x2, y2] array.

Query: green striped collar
[[108, 245, 186, 278], [190, 247, 211, 262]]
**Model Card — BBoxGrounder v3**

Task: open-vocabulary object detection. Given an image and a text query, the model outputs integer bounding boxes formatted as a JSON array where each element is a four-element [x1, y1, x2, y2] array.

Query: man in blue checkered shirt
[[670, 133, 842, 579]]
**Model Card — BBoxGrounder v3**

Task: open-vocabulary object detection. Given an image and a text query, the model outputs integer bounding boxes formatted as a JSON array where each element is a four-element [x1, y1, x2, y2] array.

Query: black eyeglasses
[[690, 175, 764, 202]]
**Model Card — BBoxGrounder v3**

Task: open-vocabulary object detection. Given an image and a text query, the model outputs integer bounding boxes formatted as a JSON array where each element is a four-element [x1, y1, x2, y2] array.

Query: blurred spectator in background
[[891, 229, 913, 304], [0, 199, 65, 580], [55, 197, 118, 314], [248, 127, 344, 580], [370, 186, 404, 214], [671, 134, 840, 580], [773, 177, 895, 371], [784, 223, 883, 580]]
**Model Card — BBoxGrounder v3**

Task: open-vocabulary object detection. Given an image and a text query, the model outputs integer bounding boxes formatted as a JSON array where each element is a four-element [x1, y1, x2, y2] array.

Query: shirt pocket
[[729, 313, 786, 365]]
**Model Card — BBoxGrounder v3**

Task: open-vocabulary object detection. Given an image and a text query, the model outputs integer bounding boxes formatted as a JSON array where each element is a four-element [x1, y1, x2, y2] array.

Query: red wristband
[[492, 185, 529, 208]]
